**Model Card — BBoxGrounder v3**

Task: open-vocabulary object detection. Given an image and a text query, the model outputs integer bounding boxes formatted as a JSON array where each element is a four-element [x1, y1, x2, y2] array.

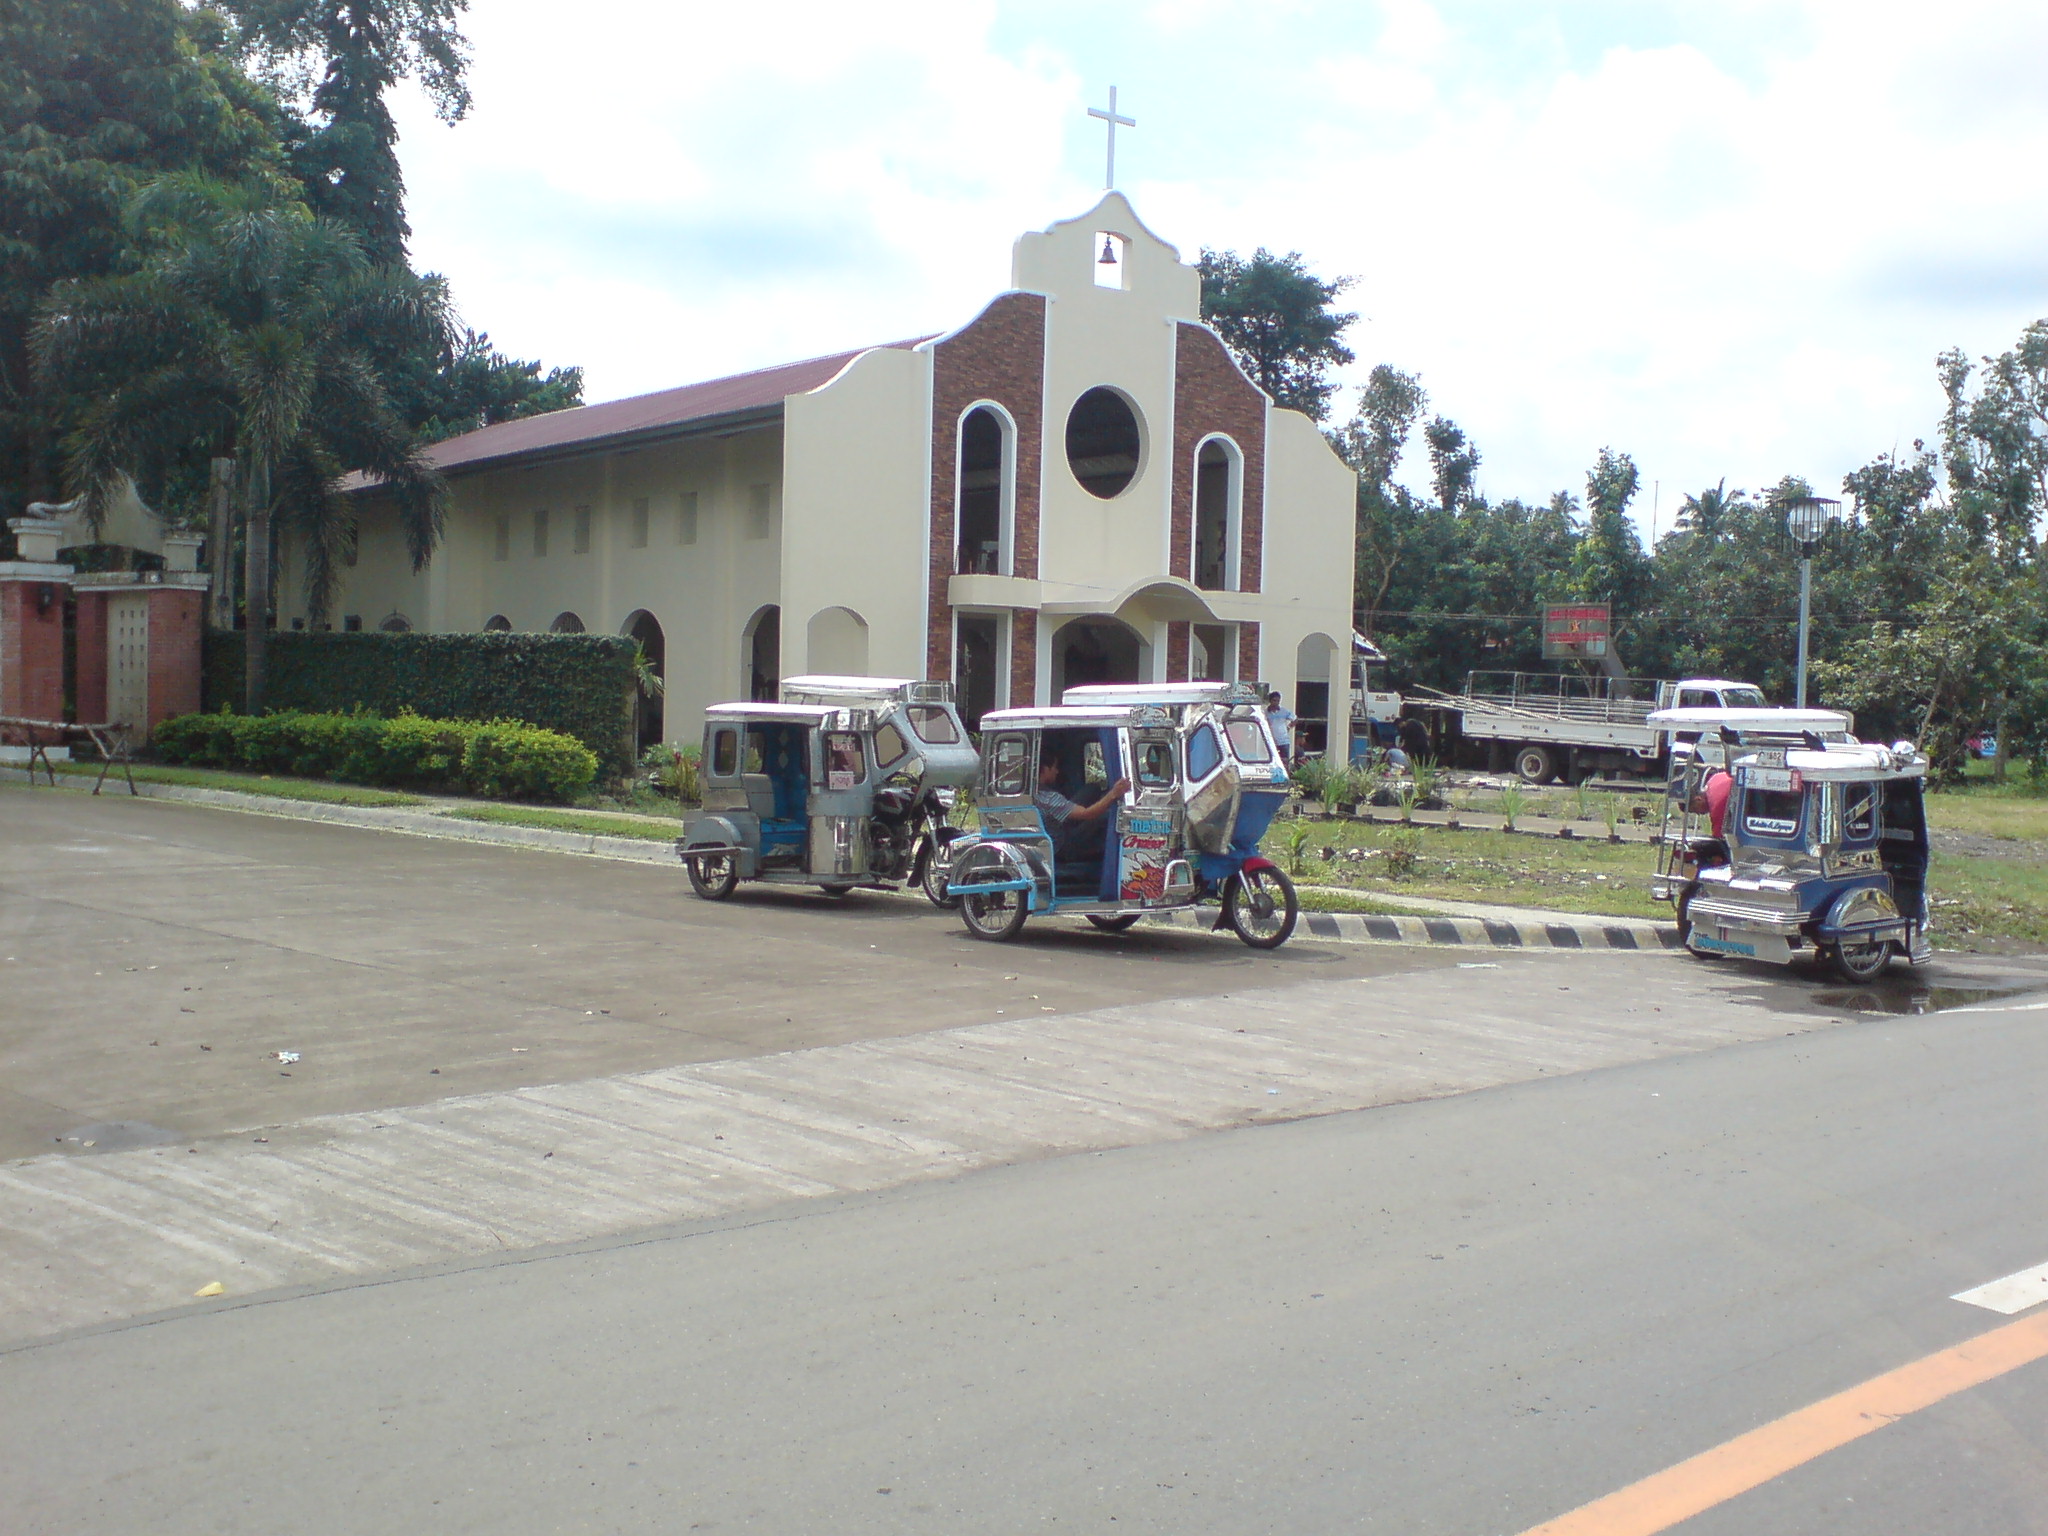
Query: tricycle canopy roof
[[980, 704, 1155, 731], [703, 701, 836, 725], [779, 675, 953, 706], [1060, 681, 1266, 709], [1735, 741, 1928, 783], [1646, 705, 1853, 735]]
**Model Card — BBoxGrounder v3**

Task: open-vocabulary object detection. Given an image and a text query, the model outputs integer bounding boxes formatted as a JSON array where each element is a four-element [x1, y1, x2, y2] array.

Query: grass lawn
[[42, 761, 421, 807], [443, 805, 681, 841], [1265, 817, 1667, 920], [1294, 886, 1445, 917], [1266, 771, 2048, 948], [576, 784, 689, 821]]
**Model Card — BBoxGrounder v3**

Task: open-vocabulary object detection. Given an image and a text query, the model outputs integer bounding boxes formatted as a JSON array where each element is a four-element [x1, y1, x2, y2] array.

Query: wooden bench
[[0, 717, 137, 795]]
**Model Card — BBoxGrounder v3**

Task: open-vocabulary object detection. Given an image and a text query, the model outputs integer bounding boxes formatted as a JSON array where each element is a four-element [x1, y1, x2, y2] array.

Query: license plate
[[1740, 766, 1795, 790]]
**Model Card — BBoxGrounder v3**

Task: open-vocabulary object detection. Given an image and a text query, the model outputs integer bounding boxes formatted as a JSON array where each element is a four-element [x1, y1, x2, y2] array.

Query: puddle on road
[[52, 1121, 184, 1155], [1811, 983, 2019, 1016]]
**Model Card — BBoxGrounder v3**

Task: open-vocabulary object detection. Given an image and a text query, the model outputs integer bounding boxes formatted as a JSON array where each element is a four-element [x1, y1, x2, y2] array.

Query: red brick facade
[[1170, 324, 1269, 594], [147, 587, 204, 731], [1008, 607, 1038, 709], [927, 293, 1048, 689], [1165, 620, 1191, 683], [0, 576, 68, 720], [1237, 622, 1262, 688]]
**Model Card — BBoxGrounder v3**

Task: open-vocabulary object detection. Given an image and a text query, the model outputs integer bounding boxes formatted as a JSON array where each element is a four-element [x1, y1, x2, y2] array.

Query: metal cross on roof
[[1087, 86, 1135, 190]]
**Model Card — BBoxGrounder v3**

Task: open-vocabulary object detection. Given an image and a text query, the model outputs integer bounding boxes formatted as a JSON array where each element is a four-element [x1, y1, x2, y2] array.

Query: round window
[[1065, 387, 1143, 498]]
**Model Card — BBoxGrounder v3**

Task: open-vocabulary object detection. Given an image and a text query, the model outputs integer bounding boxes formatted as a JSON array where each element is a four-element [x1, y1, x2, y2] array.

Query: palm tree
[[32, 172, 451, 708], [1675, 479, 1746, 541]]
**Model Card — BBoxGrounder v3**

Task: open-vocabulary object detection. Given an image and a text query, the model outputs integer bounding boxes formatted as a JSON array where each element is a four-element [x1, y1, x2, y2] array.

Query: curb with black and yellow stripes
[[1148, 906, 1679, 951]]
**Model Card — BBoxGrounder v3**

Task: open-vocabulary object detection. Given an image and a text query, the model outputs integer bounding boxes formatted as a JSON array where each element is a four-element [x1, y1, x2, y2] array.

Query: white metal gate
[[108, 594, 149, 728]]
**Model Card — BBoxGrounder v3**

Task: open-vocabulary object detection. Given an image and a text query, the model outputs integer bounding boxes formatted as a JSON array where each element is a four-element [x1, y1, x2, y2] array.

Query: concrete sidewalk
[[2, 765, 1675, 950]]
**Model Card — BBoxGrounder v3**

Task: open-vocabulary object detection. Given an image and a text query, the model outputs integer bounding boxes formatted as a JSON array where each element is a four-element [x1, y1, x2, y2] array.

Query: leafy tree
[[33, 174, 453, 705], [1197, 247, 1355, 420], [1814, 555, 2046, 774], [222, 0, 471, 266], [398, 328, 584, 443], [0, 0, 279, 517], [1424, 415, 1480, 512], [1569, 447, 1650, 617]]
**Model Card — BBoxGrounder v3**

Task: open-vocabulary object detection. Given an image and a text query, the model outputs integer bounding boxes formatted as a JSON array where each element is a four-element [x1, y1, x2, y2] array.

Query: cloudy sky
[[393, 0, 2048, 530]]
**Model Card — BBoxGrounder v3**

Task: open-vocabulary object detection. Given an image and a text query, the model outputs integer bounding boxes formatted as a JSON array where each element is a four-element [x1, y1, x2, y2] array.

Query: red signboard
[[1543, 603, 1611, 659]]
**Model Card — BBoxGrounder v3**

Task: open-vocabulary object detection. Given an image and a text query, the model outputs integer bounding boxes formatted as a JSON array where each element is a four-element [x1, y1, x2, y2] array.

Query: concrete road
[[8, 785, 2048, 1533], [7, 984, 2048, 1535], [0, 787, 1451, 1159]]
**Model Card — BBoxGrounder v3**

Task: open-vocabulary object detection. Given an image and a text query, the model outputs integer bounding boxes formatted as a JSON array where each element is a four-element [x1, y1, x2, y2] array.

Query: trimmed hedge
[[154, 710, 598, 803], [203, 631, 637, 777]]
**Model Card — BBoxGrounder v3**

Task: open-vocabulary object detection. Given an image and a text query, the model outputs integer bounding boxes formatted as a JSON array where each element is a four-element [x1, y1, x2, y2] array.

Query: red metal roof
[[381, 337, 933, 482]]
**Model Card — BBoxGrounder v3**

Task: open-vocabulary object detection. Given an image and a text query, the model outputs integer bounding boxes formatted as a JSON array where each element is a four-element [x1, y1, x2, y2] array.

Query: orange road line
[[1516, 1308, 2048, 1536]]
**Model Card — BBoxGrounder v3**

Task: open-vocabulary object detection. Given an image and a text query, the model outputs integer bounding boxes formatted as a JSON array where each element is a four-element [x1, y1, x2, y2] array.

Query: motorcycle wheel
[[1827, 937, 1892, 983], [959, 889, 1028, 942], [686, 851, 739, 900], [1224, 866, 1298, 950], [917, 842, 957, 908], [1085, 913, 1143, 933]]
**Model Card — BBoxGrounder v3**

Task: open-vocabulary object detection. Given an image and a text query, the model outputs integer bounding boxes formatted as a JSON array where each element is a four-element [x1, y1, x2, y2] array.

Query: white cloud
[[392, 0, 2048, 523]]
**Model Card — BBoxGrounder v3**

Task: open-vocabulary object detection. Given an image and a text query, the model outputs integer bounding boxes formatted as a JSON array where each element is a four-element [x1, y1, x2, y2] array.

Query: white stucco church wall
[[293, 195, 1358, 758]]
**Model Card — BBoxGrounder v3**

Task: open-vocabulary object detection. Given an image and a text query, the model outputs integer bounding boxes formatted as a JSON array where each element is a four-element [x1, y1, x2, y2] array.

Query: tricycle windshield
[[1225, 718, 1273, 764], [986, 732, 1032, 797], [1132, 737, 1176, 788], [1740, 786, 1804, 841], [907, 705, 960, 744]]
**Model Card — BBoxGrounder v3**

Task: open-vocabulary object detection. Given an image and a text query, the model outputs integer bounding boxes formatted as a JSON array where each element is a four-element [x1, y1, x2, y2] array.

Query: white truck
[[1425, 672, 1769, 784]]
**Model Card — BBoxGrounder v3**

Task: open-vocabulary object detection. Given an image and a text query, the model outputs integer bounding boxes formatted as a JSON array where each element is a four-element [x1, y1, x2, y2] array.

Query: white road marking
[[1954, 1260, 2048, 1314], [1940, 1000, 2048, 1015]]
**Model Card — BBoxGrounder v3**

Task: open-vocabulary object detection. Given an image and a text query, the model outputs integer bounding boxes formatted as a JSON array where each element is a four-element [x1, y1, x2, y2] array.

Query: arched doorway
[[550, 612, 585, 634], [1294, 632, 1340, 758], [743, 605, 780, 702], [1052, 617, 1145, 701], [483, 614, 512, 632], [623, 610, 665, 751], [806, 606, 868, 675]]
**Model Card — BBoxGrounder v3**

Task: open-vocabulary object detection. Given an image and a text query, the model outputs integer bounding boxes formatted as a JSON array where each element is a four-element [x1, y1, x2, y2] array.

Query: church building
[[300, 195, 1358, 757]]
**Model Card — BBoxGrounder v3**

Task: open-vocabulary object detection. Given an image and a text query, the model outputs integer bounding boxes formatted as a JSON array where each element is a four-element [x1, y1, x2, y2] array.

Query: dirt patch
[[1932, 829, 2042, 860]]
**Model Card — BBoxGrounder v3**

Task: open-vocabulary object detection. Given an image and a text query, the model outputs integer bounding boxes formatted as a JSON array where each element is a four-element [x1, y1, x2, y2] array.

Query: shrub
[[463, 721, 597, 802], [152, 710, 596, 802], [202, 631, 637, 778]]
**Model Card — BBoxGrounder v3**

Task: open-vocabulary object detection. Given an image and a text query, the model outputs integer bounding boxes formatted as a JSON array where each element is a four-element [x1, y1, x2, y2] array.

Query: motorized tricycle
[[676, 676, 977, 903], [1647, 706, 1932, 982], [944, 682, 1299, 948]]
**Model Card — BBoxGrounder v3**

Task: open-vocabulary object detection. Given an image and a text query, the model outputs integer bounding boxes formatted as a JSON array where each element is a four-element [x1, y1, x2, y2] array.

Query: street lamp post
[[1784, 496, 1838, 708]]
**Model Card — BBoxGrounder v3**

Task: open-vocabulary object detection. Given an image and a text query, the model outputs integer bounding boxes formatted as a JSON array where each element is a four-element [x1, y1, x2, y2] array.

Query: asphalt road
[[7, 785, 2048, 1533], [0, 787, 1451, 1159], [7, 985, 2048, 1534]]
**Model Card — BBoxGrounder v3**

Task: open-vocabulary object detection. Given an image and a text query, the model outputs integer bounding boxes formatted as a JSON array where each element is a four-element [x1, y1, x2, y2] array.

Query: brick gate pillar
[[0, 517, 74, 725]]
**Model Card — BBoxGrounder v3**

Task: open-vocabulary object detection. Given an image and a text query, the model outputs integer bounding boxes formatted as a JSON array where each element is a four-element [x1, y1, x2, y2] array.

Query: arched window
[[1192, 436, 1241, 592], [378, 612, 412, 633], [550, 612, 585, 634], [622, 610, 664, 750], [483, 614, 512, 632], [955, 404, 1014, 575], [743, 604, 780, 702]]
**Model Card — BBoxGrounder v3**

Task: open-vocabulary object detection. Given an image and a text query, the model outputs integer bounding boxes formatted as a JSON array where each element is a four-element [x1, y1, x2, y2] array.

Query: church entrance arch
[[806, 606, 869, 675], [623, 610, 665, 751], [743, 604, 780, 702], [1051, 616, 1146, 701]]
